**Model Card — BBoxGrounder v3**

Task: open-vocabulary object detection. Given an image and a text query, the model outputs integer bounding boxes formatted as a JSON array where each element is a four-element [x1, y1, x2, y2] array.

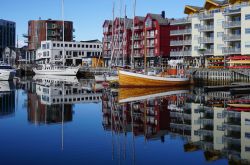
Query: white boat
[[0, 63, 16, 81], [33, 64, 79, 76], [33, 74, 79, 85]]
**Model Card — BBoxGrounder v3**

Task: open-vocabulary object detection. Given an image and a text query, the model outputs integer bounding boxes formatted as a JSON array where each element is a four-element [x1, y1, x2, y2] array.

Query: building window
[[69, 44, 72, 47], [90, 45, 92, 48], [217, 44, 224, 50], [94, 45, 96, 48], [78, 44, 80, 48], [245, 28, 250, 34], [86, 45, 89, 48], [53, 43, 56, 47], [65, 44, 68, 47], [82, 44, 85, 48], [217, 32, 224, 37], [97, 45, 99, 48], [57, 44, 60, 47], [194, 24, 200, 29], [245, 42, 250, 48], [246, 14, 250, 20], [246, 119, 250, 125], [73, 44, 76, 47]]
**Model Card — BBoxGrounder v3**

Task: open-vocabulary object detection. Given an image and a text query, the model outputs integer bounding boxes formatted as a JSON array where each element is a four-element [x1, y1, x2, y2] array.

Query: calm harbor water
[[0, 77, 248, 165]]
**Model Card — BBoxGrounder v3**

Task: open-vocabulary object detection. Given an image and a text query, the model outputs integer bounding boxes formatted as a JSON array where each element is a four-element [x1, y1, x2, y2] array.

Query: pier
[[191, 69, 250, 82]]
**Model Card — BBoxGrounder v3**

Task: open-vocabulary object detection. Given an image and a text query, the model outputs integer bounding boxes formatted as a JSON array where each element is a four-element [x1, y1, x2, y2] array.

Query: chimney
[[161, 11, 165, 19]]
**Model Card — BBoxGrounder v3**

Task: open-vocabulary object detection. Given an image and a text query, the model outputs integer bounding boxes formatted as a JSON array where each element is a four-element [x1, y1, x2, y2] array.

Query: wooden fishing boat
[[227, 104, 250, 108], [118, 70, 190, 87], [118, 86, 189, 103]]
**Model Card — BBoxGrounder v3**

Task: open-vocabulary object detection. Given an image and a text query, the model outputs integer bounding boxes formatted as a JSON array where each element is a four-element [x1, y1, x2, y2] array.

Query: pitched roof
[[147, 13, 169, 25], [135, 16, 145, 21]]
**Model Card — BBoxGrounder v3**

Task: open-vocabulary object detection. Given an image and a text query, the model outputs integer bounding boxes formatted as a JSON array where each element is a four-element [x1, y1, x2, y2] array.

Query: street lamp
[[198, 48, 206, 68]]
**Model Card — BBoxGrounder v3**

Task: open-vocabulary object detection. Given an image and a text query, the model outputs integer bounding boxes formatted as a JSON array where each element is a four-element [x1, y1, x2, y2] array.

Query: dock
[[204, 84, 250, 92]]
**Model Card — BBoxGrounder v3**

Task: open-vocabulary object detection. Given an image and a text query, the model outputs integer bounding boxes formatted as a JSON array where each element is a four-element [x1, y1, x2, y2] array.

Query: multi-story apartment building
[[170, 0, 250, 69], [24, 19, 73, 51], [36, 40, 102, 67], [0, 19, 16, 59], [102, 11, 171, 69], [113, 17, 133, 67], [102, 20, 113, 67]]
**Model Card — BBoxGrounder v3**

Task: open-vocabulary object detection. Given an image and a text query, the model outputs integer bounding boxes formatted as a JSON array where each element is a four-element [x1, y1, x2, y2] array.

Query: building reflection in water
[[24, 76, 103, 125], [0, 81, 16, 118], [102, 87, 250, 164]]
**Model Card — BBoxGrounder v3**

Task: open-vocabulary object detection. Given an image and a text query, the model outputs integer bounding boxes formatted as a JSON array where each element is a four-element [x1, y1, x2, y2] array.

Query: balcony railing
[[198, 25, 214, 32], [147, 52, 155, 57], [170, 18, 191, 25], [131, 36, 142, 40], [222, 47, 241, 54], [223, 21, 241, 28], [223, 8, 241, 15], [223, 34, 241, 41], [170, 29, 192, 36], [170, 40, 192, 46], [204, 49, 214, 55], [198, 37, 214, 44], [146, 34, 155, 38], [170, 50, 191, 57], [199, 13, 214, 20], [147, 44, 155, 48]]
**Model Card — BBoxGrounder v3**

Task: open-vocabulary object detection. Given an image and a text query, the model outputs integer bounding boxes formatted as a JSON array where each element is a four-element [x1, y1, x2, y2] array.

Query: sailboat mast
[[110, 2, 115, 70], [131, 0, 136, 70], [123, 5, 126, 67], [144, 21, 147, 73], [62, 0, 65, 66]]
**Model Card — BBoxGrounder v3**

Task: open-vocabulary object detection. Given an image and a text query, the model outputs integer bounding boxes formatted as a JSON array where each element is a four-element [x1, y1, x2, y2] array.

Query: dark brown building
[[24, 19, 73, 50]]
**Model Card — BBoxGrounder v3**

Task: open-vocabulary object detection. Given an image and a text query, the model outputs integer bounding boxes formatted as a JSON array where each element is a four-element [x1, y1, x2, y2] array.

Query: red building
[[102, 20, 113, 67], [102, 11, 172, 69], [24, 19, 74, 50]]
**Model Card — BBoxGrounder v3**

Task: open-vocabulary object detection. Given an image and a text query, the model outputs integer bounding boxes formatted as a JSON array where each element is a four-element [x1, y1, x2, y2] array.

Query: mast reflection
[[103, 86, 250, 164]]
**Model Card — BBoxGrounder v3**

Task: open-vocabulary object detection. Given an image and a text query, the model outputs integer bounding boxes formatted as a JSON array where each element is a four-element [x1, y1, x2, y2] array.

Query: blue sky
[[1, 0, 203, 47]]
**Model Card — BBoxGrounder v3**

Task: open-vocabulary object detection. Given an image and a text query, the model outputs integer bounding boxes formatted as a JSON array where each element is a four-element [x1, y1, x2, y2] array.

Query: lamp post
[[198, 48, 206, 68]]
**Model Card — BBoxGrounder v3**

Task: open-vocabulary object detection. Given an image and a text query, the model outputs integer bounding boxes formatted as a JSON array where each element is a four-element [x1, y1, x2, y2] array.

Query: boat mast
[[144, 19, 147, 73], [123, 5, 126, 67], [62, 0, 65, 66], [110, 2, 115, 70], [131, 0, 136, 70]]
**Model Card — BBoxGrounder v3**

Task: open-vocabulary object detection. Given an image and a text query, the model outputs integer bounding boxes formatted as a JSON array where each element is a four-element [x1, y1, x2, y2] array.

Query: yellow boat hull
[[118, 70, 190, 87]]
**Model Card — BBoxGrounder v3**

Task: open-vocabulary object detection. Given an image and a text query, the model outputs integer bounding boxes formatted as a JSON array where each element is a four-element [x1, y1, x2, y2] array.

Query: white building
[[170, 0, 250, 68], [36, 40, 102, 67]]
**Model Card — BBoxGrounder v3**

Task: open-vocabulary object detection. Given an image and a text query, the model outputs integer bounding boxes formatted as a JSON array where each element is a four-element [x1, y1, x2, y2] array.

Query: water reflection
[[19, 76, 102, 125], [0, 81, 16, 118], [103, 86, 250, 164]]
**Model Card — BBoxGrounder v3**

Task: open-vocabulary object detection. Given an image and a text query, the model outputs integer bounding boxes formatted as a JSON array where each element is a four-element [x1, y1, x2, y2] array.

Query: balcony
[[223, 34, 241, 41], [133, 26, 143, 30], [131, 36, 142, 40], [223, 21, 241, 29], [170, 40, 192, 46], [147, 43, 155, 48], [223, 7, 241, 16], [170, 50, 191, 57], [103, 38, 111, 42], [132, 45, 142, 49], [199, 13, 214, 20], [146, 34, 155, 39], [147, 52, 155, 57], [222, 47, 241, 55], [204, 49, 214, 55], [198, 25, 214, 32], [134, 54, 143, 58], [170, 29, 192, 36], [198, 37, 214, 44], [170, 18, 191, 25]]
